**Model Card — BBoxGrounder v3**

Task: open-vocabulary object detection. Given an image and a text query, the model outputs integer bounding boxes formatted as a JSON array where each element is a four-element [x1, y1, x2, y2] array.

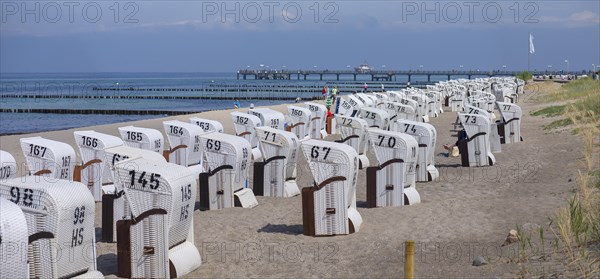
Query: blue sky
[[1, 1, 598, 72]]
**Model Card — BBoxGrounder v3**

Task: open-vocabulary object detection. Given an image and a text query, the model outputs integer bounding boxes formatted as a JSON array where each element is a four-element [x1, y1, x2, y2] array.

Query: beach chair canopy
[[189, 117, 224, 133], [19, 137, 76, 179], [118, 125, 164, 153]]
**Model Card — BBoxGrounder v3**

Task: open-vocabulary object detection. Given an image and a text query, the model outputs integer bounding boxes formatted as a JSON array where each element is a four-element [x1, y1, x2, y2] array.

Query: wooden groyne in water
[[0, 108, 201, 116], [0, 94, 322, 101]]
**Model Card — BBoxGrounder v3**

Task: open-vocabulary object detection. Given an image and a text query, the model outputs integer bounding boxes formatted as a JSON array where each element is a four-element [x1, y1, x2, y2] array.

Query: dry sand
[[0, 88, 582, 278]]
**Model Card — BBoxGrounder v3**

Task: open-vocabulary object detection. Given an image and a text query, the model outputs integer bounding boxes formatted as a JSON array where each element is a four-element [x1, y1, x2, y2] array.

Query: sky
[[1, 1, 599, 73]]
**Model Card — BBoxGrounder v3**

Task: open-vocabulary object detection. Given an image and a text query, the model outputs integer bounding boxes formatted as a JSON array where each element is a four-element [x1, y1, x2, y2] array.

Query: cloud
[[540, 10, 599, 27]]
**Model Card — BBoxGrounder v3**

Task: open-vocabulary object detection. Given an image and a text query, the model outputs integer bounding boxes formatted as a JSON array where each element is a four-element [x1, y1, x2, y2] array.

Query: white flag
[[529, 33, 535, 54]]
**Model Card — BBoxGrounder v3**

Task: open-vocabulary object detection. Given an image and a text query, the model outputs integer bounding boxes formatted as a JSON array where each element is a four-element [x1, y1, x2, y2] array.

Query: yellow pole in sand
[[404, 240, 414, 279]]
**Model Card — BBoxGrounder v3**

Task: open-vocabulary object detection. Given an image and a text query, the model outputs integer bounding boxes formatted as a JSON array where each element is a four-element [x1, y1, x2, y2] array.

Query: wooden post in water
[[404, 240, 414, 279]]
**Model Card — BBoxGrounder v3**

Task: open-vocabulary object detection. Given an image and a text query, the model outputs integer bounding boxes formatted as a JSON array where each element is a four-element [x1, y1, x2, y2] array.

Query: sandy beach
[[0, 87, 583, 278]]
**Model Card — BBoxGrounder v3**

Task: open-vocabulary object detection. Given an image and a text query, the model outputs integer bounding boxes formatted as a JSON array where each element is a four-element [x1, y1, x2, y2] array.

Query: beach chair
[[162, 120, 209, 175], [366, 128, 420, 207], [0, 150, 17, 180], [380, 101, 417, 122], [101, 145, 167, 243], [73, 130, 124, 201], [355, 93, 374, 107], [457, 113, 496, 167], [0, 177, 103, 278], [112, 157, 201, 278], [19, 137, 76, 179], [335, 114, 370, 169], [398, 98, 419, 120], [359, 107, 390, 130], [198, 132, 258, 210], [304, 102, 328, 139], [337, 95, 364, 117], [372, 93, 389, 105], [449, 94, 465, 112], [118, 125, 165, 153], [392, 120, 439, 182], [249, 108, 285, 129], [253, 126, 300, 197], [409, 94, 430, 122], [231, 111, 263, 160], [495, 102, 523, 144], [300, 139, 363, 236], [287, 105, 312, 140], [464, 105, 502, 153], [189, 117, 224, 133], [0, 197, 29, 278]]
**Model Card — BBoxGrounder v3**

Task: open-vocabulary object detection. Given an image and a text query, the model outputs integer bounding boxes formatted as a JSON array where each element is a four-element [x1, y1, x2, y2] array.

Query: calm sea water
[[0, 72, 443, 134]]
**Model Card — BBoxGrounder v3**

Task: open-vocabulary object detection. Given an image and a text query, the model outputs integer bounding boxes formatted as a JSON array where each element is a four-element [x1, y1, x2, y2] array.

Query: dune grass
[[537, 78, 600, 277]]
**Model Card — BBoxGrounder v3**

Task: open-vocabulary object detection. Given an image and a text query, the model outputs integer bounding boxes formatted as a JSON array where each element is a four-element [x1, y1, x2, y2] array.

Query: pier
[[237, 69, 583, 81]]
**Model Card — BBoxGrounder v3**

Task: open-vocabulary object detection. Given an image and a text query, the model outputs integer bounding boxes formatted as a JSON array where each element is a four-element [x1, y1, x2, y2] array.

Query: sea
[[0, 72, 440, 135]]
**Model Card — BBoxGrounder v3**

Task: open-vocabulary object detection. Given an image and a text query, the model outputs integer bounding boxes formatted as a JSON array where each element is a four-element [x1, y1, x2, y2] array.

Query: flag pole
[[527, 32, 531, 72]]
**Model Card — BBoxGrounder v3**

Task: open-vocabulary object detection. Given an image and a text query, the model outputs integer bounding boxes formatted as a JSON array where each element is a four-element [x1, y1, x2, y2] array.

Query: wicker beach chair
[[449, 94, 465, 112], [19, 137, 76, 179], [378, 100, 416, 123], [118, 125, 165, 153], [355, 93, 374, 107], [495, 102, 523, 144], [337, 95, 364, 117], [457, 113, 496, 167], [112, 157, 201, 278], [408, 94, 430, 122], [253, 126, 300, 197], [366, 128, 420, 207], [304, 102, 328, 139], [73, 130, 124, 201], [359, 107, 390, 130], [335, 114, 370, 169], [189, 117, 224, 133], [198, 132, 258, 210], [231, 111, 263, 160], [398, 98, 419, 121], [101, 145, 167, 243], [464, 105, 502, 153], [248, 108, 285, 130], [0, 177, 102, 278], [0, 150, 17, 180], [0, 197, 29, 278], [300, 139, 363, 236], [392, 120, 439, 182], [286, 105, 312, 140], [162, 120, 210, 176]]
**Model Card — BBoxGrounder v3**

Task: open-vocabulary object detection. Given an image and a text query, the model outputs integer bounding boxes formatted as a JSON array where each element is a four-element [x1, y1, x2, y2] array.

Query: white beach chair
[[457, 113, 496, 167], [392, 120, 439, 182], [0, 150, 17, 180], [189, 117, 224, 133], [359, 107, 390, 130], [398, 98, 420, 120], [409, 94, 430, 122], [101, 145, 167, 243], [0, 177, 103, 278], [73, 130, 124, 201], [198, 132, 258, 210], [304, 102, 328, 139], [118, 125, 165, 153], [0, 197, 29, 279], [112, 157, 201, 278], [355, 93, 374, 107], [337, 95, 364, 117], [253, 126, 300, 198], [231, 111, 263, 160], [495, 102, 523, 144], [380, 100, 417, 122], [287, 105, 312, 140], [335, 114, 370, 169], [300, 139, 363, 236], [366, 128, 420, 207], [162, 120, 209, 175], [464, 105, 502, 153], [19, 137, 76, 179], [449, 94, 465, 112], [248, 108, 285, 129]]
